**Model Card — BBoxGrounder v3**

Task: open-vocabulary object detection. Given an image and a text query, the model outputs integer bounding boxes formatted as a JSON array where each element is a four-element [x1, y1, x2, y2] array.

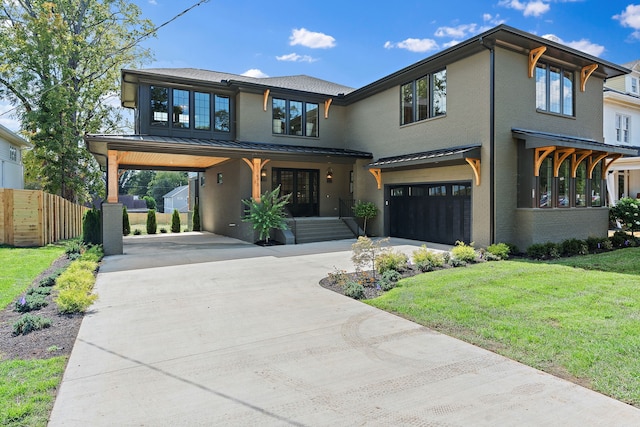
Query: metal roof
[[368, 144, 482, 169], [512, 128, 639, 155]]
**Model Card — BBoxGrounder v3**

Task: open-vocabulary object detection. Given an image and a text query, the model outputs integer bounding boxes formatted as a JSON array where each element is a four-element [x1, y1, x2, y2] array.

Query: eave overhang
[[512, 128, 638, 156], [0, 124, 32, 149], [367, 144, 482, 171]]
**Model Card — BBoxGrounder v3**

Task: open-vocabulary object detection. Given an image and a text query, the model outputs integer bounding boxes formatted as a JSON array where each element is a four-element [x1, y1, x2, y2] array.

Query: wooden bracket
[[263, 89, 270, 112], [528, 46, 547, 78], [465, 158, 481, 186], [580, 64, 598, 92], [571, 150, 592, 178], [243, 158, 271, 201], [553, 148, 575, 177], [368, 168, 382, 190], [534, 146, 555, 177], [603, 153, 623, 175], [324, 98, 332, 119], [588, 152, 609, 178]]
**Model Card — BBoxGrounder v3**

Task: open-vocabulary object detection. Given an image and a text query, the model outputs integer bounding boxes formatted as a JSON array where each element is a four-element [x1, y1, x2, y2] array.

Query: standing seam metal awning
[[367, 144, 482, 169]]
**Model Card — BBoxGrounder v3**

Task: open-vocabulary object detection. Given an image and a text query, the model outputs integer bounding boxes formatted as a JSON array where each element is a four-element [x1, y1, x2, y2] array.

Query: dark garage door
[[389, 182, 471, 245]]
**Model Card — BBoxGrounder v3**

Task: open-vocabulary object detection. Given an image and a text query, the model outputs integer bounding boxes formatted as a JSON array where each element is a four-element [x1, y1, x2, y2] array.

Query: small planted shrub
[[39, 269, 63, 287], [585, 236, 613, 253], [171, 209, 181, 233], [54, 259, 98, 314], [378, 269, 402, 291], [192, 202, 201, 232], [14, 294, 48, 313], [451, 241, 477, 263], [13, 314, 52, 336], [343, 280, 365, 299], [351, 236, 387, 278], [328, 268, 349, 287], [26, 286, 52, 296], [526, 242, 560, 259], [610, 230, 637, 248], [485, 243, 511, 260], [133, 229, 142, 235], [560, 238, 588, 257], [65, 239, 84, 260], [80, 245, 104, 263], [146, 209, 157, 235], [123, 206, 131, 236], [56, 288, 98, 314], [610, 197, 640, 234], [353, 201, 378, 237], [375, 249, 408, 274], [412, 245, 445, 272], [160, 227, 167, 233], [82, 208, 102, 245], [449, 258, 467, 268]]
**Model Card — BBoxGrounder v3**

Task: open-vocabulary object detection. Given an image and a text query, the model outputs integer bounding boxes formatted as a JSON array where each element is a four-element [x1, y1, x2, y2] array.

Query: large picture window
[[150, 86, 169, 127], [272, 98, 318, 137], [535, 62, 574, 116], [214, 95, 230, 132], [400, 69, 447, 125]]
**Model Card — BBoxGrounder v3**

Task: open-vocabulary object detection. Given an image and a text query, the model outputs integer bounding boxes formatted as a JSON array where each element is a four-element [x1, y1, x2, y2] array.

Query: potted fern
[[242, 186, 291, 245]]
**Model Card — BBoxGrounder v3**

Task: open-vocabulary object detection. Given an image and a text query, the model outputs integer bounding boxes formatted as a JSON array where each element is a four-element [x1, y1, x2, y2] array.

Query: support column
[[107, 150, 119, 203], [242, 158, 270, 201], [101, 202, 123, 255]]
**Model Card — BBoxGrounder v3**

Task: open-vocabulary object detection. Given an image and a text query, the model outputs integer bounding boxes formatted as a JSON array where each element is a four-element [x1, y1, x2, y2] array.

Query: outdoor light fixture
[[261, 168, 267, 181], [326, 167, 333, 183]]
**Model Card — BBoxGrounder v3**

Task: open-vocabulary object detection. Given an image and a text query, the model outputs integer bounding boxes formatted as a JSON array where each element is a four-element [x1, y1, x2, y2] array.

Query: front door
[[273, 168, 319, 217]]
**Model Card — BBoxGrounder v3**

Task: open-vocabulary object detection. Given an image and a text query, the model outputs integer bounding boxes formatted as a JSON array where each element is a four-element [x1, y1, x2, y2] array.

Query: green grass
[[0, 244, 67, 309], [367, 249, 640, 406], [0, 358, 67, 427]]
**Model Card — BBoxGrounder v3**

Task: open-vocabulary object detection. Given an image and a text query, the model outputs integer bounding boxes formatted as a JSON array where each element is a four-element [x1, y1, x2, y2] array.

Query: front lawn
[[367, 249, 640, 406]]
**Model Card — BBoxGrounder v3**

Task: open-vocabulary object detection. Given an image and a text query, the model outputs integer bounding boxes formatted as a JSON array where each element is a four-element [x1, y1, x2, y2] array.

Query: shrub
[[486, 243, 510, 260], [526, 242, 560, 259], [378, 269, 402, 291], [133, 229, 142, 235], [54, 259, 99, 314], [143, 195, 157, 210], [449, 258, 467, 268], [351, 236, 387, 278], [65, 239, 84, 258], [123, 206, 131, 236], [412, 245, 445, 272], [328, 268, 349, 287], [13, 314, 51, 336], [171, 209, 181, 233], [56, 288, 98, 314], [610, 230, 636, 248], [160, 227, 167, 233], [14, 294, 48, 313], [82, 208, 101, 245], [39, 270, 63, 287], [560, 238, 588, 257], [80, 245, 103, 263], [343, 280, 365, 299], [585, 236, 613, 253], [192, 202, 201, 231], [26, 286, 51, 296], [242, 186, 291, 244], [353, 201, 378, 237], [451, 241, 477, 263], [375, 249, 408, 274], [146, 209, 157, 235], [610, 197, 640, 234]]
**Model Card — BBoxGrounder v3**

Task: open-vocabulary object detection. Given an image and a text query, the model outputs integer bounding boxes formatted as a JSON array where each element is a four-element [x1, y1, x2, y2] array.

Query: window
[[557, 159, 570, 207], [172, 89, 189, 128], [615, 114, 630, 143], [400, 69, 447, 125], [629, 76, 638, 94], [575, 162, 587, 207], [592, 162, 603, 207], [9, 146, 17, 162], [272, 98, 318, 137], [194, 92, 210, 130], [538, 157, 553, 208], [150, 86, 169, 126], [535, 62, 574, 116], [214, 95, 230, 132]]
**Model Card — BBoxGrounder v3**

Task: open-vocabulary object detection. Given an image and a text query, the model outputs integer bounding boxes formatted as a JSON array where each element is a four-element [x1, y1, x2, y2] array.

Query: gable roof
[[0, 123, 32, 149], [163, 185, 188, 199]]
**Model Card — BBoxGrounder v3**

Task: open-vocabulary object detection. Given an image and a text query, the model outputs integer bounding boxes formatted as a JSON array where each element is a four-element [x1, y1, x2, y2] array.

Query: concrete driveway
[[49, 233, 640, 426]]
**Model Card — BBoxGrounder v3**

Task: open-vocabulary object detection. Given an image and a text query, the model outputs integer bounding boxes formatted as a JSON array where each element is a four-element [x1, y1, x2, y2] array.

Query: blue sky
[[3, 0, 640, 131]]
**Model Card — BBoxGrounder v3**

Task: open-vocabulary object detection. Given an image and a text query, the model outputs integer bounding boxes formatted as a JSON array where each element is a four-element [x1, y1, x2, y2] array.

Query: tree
[[171, 209, 181, 233], [192, 201, 201, 231], [146, 209, 157, 235], [242, 186, 291, 245], [122, 206, 131, 236], [353, 201, 378, 237], [119, 170, 156, 197], [0, 1, 153, 203], [147, 171, 188, 213]]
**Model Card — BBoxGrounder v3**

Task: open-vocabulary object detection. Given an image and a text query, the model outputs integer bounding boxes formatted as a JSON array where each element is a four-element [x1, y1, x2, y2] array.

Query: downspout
[[480, 37, 496, 244]]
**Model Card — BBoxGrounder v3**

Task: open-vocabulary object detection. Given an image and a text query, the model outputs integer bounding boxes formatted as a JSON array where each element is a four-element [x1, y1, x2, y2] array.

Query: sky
[[3, 0, 640, 132]]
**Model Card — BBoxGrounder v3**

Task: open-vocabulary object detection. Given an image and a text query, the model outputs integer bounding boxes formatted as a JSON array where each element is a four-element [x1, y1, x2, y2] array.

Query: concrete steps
[[287, 217, 357, 244]]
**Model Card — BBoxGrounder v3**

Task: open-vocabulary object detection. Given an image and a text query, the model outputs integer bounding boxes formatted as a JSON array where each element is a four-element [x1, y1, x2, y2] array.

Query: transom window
[[615, 113, 630, 143], [535, 63, 574, 116], [150, 86, 229, 132], [272, 98, 318, 137], [400, 69, 446, 125]]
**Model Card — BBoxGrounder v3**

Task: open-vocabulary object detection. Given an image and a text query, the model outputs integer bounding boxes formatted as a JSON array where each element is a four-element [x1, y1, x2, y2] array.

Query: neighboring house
[[0, 123, 32, 189], [163, 185, 189, 213], [86, 25, 637, 251], [603, 60, 640, 203]]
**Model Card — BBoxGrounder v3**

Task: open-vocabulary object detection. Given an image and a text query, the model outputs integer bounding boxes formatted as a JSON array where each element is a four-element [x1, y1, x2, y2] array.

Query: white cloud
[[483, 13, 506, 26], [613, 4, 640, 39], [241, 69, 269, 78], [276, 53, 317, 63], [499, 0, 550, 17], [384, 38, 439, 53], [542, 33, 605, 57], [289, 28, 336, 49], [435, 24, 478, 39], [148, 0, 157, 5]]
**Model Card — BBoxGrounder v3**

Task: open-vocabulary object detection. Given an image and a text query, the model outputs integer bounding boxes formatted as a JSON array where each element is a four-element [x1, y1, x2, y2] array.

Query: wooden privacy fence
[[0, 189, 88, 247]]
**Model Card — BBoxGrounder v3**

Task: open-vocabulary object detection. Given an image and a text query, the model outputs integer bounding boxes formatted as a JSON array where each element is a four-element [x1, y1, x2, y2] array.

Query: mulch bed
[[319, 266, 423, 299], [0, 255, 84, 361]]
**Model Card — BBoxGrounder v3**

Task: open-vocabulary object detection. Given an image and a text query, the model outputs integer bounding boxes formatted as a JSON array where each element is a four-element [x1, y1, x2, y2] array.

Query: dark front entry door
[[272, 168, 319, 217], [388, 182, 471, 245]]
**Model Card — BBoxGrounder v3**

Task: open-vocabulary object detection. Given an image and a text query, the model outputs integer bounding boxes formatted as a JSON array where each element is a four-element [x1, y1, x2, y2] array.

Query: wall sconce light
[[326, 167, 333, 183], [261, 168, 267, 181]]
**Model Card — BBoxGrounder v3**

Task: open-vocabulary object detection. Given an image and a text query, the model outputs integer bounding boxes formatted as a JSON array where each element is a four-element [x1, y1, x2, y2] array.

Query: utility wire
[[0, 0, 211, 119]]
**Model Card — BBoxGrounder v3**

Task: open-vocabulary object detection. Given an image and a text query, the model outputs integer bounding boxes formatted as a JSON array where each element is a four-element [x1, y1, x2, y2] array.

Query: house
[[0, 123, 32, 189], [603, 60, 640, 203], [86, 25, 637, 255], [163, 185, 189, 213]]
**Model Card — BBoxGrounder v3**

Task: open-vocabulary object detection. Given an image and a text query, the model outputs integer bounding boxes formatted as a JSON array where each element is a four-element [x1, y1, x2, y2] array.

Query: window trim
[[400, 68, 447, 126], [272, 98, 319, 137], [615, 113, 631, 144], [535, 62, 575, 117]]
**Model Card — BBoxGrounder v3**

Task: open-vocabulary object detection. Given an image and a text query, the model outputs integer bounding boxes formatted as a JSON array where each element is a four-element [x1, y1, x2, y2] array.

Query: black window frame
[[400, 68, 447, 126], [535, 62, 574, 117], [272, 98, 319, 137]]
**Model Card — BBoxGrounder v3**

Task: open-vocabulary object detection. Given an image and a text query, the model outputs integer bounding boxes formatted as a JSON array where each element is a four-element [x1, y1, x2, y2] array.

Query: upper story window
[[9, 146, 17, 162], [272, 98, 318, 137], [628, 76, 639, 94], [535, 62, 574, 116], [150, 86, 230, 132], [400, 68, 447, 126], [615, 113, 631, 143]]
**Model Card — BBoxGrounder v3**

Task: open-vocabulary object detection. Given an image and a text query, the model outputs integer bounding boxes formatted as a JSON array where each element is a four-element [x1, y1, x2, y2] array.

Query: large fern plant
[[242, 186, 291, 244]]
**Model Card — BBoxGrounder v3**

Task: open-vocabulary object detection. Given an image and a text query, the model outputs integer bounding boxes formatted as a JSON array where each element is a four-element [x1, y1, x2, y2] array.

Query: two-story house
[[603, 60, 640, 203], [0, 123, 31, 189], [86, 25, 637, 254]]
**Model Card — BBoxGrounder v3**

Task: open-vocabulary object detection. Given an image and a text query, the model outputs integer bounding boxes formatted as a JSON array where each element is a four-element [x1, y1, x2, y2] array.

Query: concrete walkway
[[49, 233, 640, 426]]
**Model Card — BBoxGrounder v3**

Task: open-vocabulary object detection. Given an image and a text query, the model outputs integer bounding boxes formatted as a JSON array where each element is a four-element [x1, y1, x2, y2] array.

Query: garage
[[388, 182, 471, 245]]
